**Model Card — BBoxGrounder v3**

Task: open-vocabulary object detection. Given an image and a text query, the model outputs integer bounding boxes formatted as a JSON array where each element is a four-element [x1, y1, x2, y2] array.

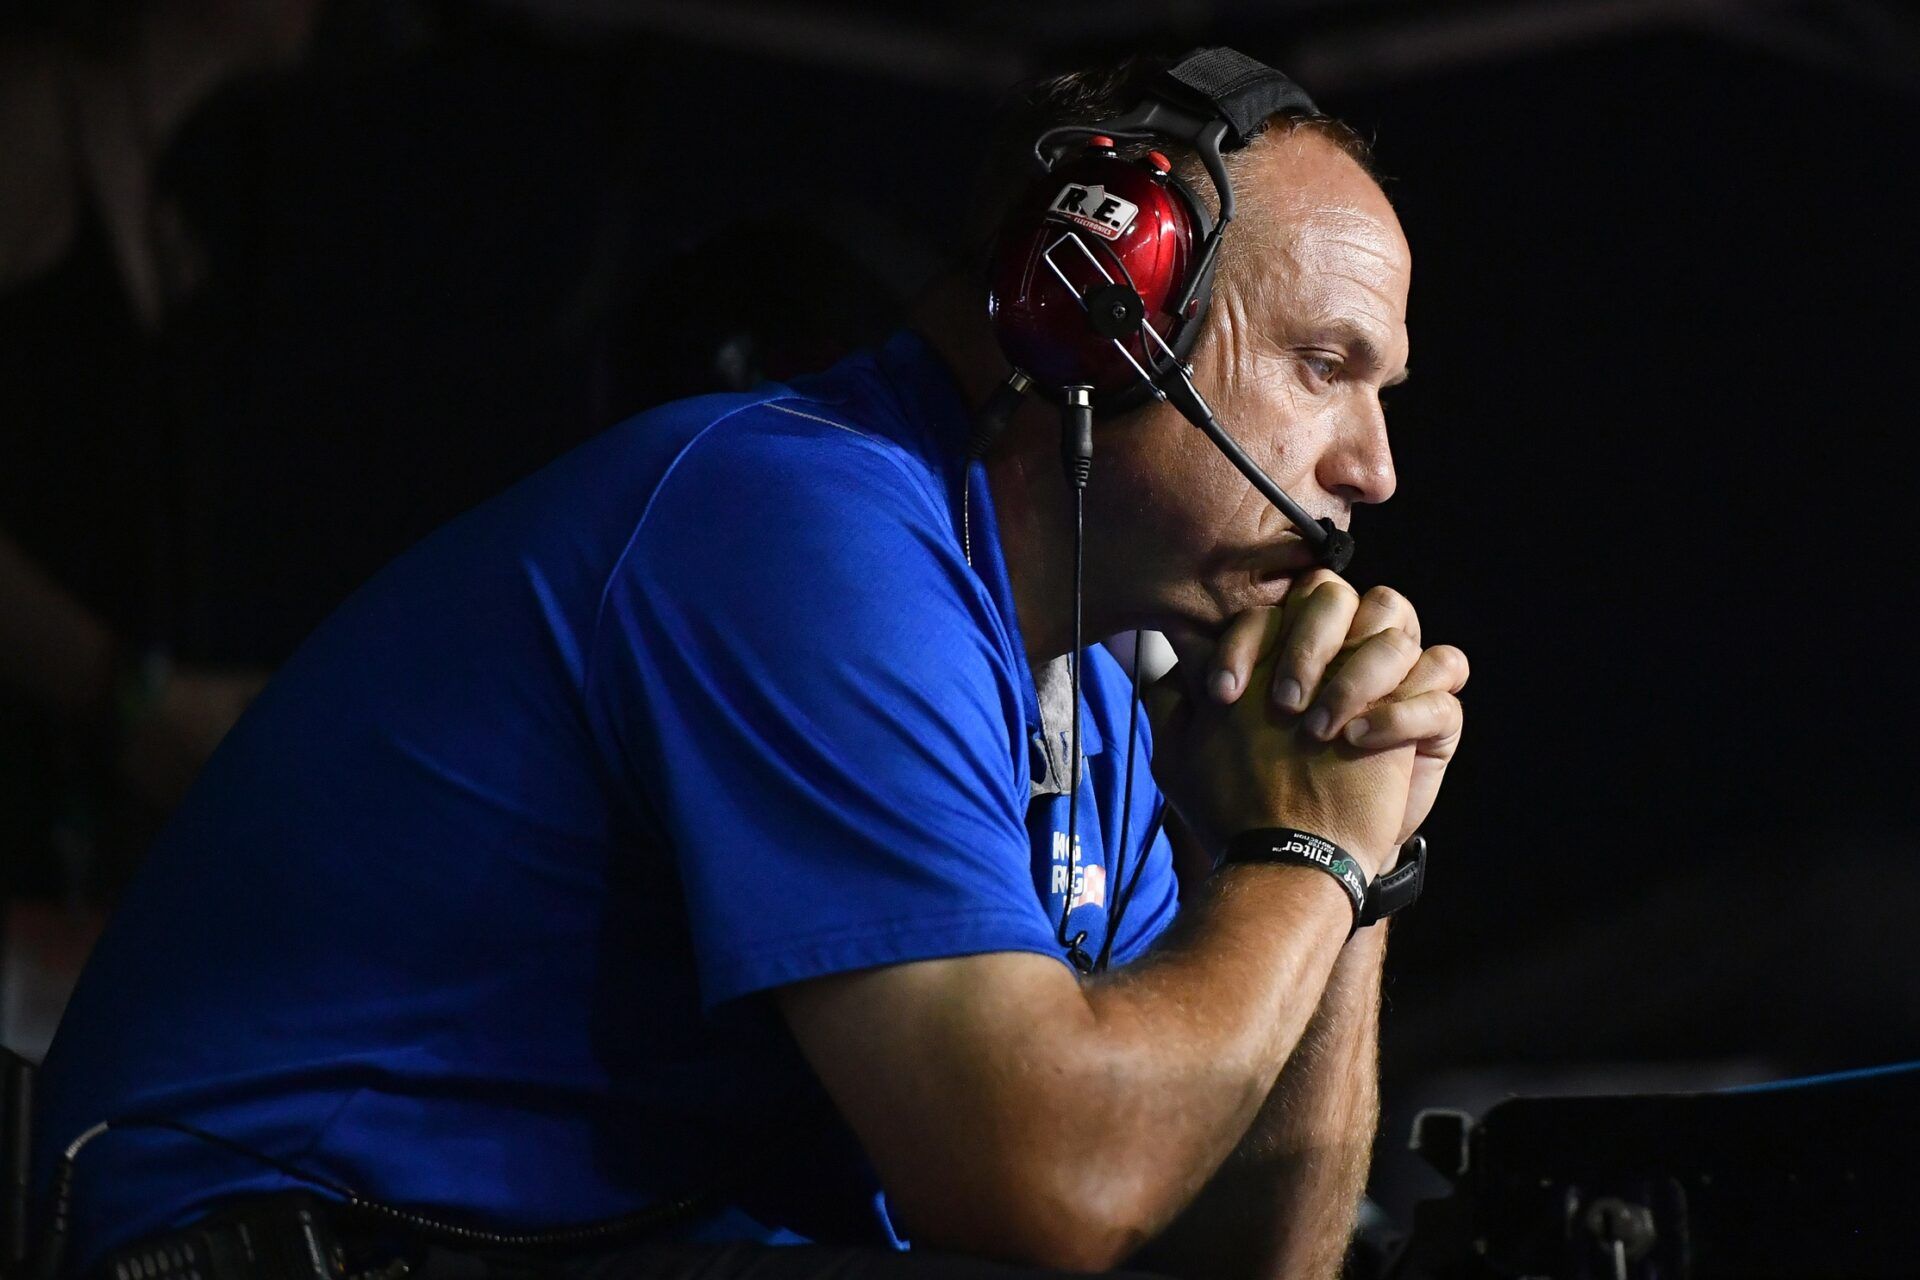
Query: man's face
[[1090, 131, 1411, 640]]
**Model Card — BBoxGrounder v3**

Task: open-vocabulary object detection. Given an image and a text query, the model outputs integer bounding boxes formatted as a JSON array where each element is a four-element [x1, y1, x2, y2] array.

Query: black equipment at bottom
[[1385, 1060, 1920, 1279], [96, 1198, 356, 1280]]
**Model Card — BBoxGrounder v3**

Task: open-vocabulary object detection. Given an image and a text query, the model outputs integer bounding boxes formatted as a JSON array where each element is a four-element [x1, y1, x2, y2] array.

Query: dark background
[[4, 0, 1918, 1229]]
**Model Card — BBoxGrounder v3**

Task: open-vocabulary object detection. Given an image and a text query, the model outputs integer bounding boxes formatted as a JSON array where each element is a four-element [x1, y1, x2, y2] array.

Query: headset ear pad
[[987, 149, 1210, 402]]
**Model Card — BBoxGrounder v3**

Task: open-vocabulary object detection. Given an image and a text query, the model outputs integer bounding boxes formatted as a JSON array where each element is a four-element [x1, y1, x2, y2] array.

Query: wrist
[[1231, 811, 1389, 880], [1217, 828, 1370, 936], [1214, 828, 1428, 939]]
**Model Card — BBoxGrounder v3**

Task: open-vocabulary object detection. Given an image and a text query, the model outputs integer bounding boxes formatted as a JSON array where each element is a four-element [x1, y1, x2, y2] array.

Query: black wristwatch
[[1218, 829, 1428, 937]]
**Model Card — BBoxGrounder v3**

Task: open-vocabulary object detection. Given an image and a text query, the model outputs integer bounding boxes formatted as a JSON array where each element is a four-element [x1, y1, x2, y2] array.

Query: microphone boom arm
[[1158, 367, 1355, 574]]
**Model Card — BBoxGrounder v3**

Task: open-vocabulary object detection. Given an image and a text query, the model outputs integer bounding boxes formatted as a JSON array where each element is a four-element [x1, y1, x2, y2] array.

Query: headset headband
[[1152, 47, 1320, 147], [1028, 49, 1319, 327]]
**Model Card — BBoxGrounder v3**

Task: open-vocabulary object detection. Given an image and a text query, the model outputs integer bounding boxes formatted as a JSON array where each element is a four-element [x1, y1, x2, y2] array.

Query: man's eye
[[1300, 353, 1341, 383]]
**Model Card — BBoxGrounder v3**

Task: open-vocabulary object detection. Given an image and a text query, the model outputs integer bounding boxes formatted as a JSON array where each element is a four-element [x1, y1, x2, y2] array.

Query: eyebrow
[[1312, 322, 1409, 386]]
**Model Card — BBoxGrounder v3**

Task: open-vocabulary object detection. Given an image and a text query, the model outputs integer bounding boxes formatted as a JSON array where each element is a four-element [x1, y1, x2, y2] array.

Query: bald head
[[1203, 122, 1404, 309]]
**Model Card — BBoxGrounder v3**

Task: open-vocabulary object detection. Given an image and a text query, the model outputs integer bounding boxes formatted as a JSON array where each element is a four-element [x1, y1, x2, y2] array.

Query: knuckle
[[1363, 585, 1419, 640], [1283, 635, 1327, 673], [1430, 692, 1465, 733], [1317, 674, 1357, 709], [1433, 644, 1471, 684], [1298, 568, 1346, 594], [1296, 575, 1357, 616], [1378, 626, 1421, 658], [1367, 698, 1405, 731], [1286, 613, 1345, 662], [1362, 584, 1408, 613]]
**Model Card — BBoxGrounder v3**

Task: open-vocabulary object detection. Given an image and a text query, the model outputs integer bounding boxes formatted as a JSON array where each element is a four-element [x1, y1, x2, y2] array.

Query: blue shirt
[[34, 331, 1180, 1262]]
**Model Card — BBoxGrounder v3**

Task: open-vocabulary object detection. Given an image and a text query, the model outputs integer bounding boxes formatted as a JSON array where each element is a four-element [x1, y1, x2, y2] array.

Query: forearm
[[1051, 863, 1359, 1246], [1132, 923, 1386, 1280], [0, 533, 116, 718], [786, 860, 1361, 1270]]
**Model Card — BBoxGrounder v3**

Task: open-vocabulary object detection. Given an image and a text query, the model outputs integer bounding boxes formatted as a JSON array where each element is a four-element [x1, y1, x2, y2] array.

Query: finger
[[1207, 607, 1281, 704], [1301, 626, 1422, 740], [1396, 643, 1470, 699], [1267, 572, 1359, 713], [1344, 689, 1464, 754], [1348, 584, 1421, 648]]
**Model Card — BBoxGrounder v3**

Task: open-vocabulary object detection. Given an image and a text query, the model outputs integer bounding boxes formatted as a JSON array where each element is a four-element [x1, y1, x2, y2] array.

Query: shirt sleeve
[[584, 407, 1063, 1009]]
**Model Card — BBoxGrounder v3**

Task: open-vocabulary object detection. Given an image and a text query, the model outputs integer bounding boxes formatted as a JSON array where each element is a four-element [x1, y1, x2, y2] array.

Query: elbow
[[987, 1199, 1156, 1275], [890, 1160, 1166, 1273]]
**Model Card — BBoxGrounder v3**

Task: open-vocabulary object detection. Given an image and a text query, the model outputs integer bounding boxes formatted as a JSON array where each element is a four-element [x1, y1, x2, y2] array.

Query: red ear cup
[[988, 150, 1204, 400]]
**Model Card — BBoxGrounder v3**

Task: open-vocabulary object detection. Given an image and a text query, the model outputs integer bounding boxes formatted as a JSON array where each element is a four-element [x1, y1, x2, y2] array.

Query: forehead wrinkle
[[1284, 244, 1405, 311], [1317, 269, 1401, 305], [1320, 238, 1401, 273], [1293, 228, 1404, 281]]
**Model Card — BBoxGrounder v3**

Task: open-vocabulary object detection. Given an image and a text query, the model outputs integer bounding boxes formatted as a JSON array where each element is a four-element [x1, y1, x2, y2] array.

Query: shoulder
[[625, 392, 958, 598], [586, 384, 1006, 696], [621, 382, 946, 535]]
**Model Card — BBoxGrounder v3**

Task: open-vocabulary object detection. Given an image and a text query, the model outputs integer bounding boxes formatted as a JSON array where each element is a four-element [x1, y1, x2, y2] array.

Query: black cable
[[1102, 803, 1168, 957], [1056, 388, 1094, 974], [1055, 485, 1091, 973], [1093, 638, 1145, 973]]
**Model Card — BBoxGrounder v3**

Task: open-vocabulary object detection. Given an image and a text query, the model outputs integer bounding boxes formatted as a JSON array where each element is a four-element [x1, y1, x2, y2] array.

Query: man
[[32, 52, 1465, 1280]]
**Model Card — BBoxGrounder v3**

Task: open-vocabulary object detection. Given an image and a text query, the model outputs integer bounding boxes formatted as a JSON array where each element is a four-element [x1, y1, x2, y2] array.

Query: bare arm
[[776, 860, 1357, 1271], [1130, 925, 1385, 1280]]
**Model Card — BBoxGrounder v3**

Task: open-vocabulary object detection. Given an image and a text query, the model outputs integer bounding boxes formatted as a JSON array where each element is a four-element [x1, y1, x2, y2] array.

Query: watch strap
[[1357, 833, 1428, 928]]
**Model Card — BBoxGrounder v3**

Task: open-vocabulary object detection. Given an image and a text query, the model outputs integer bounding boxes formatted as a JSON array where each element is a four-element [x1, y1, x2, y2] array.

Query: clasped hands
[[1144, 571, 1468, 883]]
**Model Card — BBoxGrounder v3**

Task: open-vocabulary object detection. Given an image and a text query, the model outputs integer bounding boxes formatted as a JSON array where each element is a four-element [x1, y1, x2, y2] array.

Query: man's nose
[[1319, 401, 1397, 508]]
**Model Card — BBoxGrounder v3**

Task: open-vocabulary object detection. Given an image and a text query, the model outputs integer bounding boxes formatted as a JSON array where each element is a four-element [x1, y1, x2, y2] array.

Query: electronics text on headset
[[1049, 184, 1139, 241]]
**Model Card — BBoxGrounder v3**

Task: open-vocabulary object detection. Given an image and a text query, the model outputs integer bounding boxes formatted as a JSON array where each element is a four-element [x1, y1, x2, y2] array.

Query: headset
[[973, 45, 1356, 575], [970, 47, 1357, 974]]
